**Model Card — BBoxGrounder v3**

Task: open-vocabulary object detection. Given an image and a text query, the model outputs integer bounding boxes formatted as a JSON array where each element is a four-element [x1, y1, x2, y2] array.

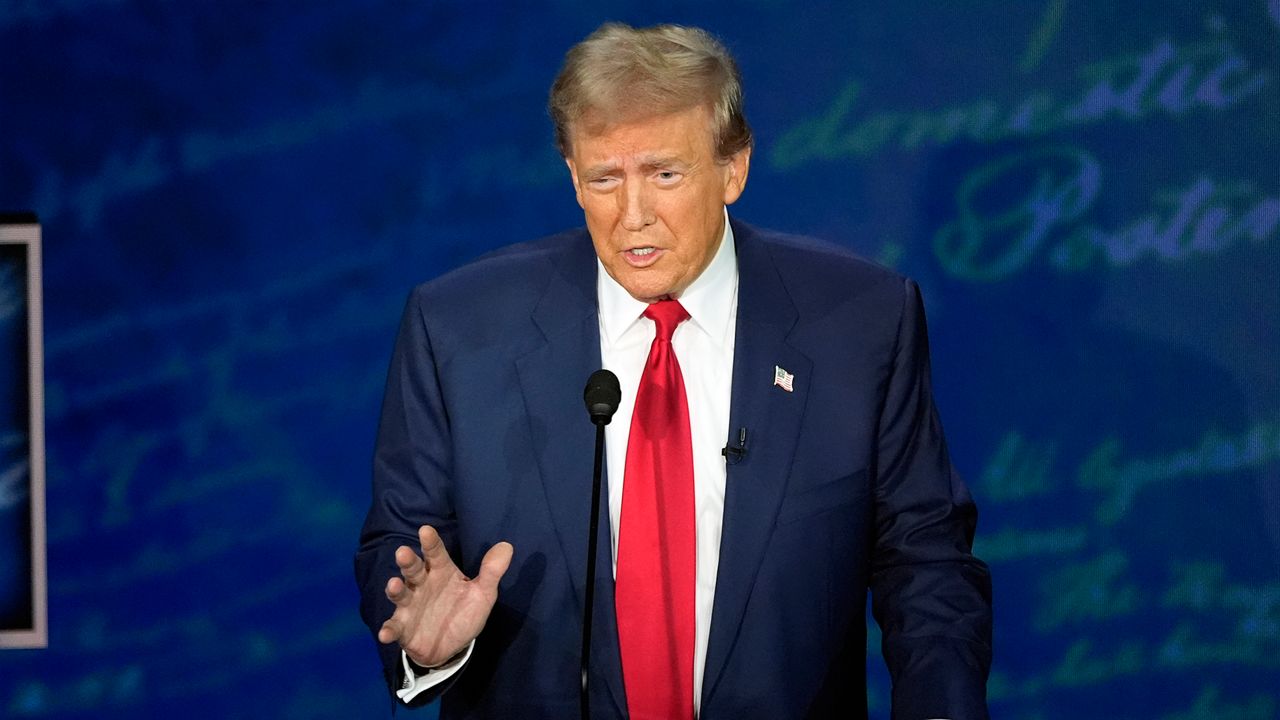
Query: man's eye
[[588, 177, 618, 189], [655, 171, 681, 184]]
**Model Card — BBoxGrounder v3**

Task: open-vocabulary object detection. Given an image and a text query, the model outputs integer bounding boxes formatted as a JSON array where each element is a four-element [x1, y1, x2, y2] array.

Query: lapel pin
[[773, 365, 795, 392]]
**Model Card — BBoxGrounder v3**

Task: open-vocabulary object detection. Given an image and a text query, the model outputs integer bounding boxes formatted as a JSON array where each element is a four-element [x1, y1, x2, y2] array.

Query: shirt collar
[[597, 209, 738, 346]]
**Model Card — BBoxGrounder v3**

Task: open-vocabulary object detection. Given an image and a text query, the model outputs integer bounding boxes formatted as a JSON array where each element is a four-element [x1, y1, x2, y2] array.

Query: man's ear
[[722, 147, 751, 206], [565, 158, 585, 209]]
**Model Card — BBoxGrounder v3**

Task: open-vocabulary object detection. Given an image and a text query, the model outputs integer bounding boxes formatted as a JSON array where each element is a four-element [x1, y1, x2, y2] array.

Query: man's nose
[[619, 179, 654, 231]]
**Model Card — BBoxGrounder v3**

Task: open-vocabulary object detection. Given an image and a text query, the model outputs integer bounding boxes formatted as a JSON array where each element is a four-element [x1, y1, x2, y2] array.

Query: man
[[356, 22, 992, 719]]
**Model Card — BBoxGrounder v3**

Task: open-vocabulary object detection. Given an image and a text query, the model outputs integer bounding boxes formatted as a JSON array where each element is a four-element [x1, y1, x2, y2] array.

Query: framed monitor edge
[[0, 218, 47, 649]]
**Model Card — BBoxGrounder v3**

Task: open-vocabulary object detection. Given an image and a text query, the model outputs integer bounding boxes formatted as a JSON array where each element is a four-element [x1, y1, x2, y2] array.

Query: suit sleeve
[[354, 287, 463, 708], [868, 278, 993, 720]]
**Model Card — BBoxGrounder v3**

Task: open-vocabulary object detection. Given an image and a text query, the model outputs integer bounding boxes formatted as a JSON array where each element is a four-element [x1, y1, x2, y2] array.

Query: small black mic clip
[[722, 427, 748, 464]]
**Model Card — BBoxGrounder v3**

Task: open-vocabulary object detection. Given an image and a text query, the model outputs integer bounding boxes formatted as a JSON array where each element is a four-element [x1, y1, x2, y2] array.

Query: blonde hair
[[548, 22, 753, 161]]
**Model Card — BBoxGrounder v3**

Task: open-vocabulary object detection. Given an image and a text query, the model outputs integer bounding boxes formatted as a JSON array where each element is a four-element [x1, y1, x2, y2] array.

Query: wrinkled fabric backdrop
[[1, 1, 1277, 718]]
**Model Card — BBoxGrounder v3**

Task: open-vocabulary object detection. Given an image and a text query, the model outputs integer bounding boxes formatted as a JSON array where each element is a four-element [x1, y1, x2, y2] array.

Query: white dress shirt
[[400, 214, 738, 717]]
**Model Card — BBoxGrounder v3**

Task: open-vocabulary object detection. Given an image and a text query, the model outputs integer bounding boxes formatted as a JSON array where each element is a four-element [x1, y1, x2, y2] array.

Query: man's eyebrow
[[581, 162, 621, 180], [638, 155, 687, 171]]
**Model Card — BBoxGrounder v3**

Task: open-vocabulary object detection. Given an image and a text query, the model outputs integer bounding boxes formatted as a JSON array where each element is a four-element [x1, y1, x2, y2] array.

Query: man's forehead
[[568, 105, 716, 161]]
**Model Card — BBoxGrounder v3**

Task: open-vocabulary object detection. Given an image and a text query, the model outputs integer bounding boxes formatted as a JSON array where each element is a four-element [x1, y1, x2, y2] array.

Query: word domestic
[[770, 36, 1268, 168]]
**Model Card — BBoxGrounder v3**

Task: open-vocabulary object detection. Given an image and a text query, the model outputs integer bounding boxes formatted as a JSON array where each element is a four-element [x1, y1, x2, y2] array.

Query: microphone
[[579, 369, 618, 720], [722, 427, 749, 464], [583, 369, 621, 426]]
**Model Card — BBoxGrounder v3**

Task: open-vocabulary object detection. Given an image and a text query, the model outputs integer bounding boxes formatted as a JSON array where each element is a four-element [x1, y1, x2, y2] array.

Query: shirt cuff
[[396, 640, 475, 702]]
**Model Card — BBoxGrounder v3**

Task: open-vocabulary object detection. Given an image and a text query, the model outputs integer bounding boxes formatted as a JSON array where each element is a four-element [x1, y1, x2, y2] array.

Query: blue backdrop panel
[[0, 1, 1276, 717]]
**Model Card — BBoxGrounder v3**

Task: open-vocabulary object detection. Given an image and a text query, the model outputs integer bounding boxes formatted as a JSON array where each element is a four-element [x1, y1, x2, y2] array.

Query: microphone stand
[[581, 416, 606, 720], [581, 369, 618, 720]]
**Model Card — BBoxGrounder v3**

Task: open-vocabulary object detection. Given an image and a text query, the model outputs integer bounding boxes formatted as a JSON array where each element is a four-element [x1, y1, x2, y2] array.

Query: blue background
[[1, 1, 1277, 717]]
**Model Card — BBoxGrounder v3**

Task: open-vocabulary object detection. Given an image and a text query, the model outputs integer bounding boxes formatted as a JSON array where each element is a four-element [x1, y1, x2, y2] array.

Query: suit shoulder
[[747, 225, 911, 307], [408, 228, 591, 311], [736, 222, 919, 360], [397, 228, 594, 361]]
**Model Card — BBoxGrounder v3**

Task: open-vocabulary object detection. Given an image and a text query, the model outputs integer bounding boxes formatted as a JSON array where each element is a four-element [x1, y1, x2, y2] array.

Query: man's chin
[[609, 267, 673, 304], [621, 283, 677, 304]]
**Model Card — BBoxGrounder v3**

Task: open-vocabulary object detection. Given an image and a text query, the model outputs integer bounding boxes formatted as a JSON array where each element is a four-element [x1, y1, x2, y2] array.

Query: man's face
[[565, 105, 750, 303]]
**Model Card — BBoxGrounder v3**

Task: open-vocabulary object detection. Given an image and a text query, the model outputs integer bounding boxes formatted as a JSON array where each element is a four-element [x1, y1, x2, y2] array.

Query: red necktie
[[615, 300, 697, 720]]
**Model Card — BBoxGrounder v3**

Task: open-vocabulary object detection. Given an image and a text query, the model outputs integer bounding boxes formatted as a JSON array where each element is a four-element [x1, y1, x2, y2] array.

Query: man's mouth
[[622, 246, 663, 267]]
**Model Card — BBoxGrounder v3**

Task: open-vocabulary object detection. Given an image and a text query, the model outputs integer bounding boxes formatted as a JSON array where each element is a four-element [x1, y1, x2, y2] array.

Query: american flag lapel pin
[[773, 365, 794, 392]]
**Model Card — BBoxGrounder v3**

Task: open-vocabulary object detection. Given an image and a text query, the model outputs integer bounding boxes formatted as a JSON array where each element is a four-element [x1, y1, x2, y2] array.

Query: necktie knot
[[644, 300, 689, 342]]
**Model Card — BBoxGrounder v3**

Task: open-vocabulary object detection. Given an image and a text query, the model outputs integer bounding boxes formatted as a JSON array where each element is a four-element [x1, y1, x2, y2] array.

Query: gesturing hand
[[377, 525, 514, 668]]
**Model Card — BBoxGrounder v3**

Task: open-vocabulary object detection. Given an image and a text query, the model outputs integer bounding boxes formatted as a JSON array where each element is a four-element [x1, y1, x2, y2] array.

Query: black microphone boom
[[580, 369, 618, 720]]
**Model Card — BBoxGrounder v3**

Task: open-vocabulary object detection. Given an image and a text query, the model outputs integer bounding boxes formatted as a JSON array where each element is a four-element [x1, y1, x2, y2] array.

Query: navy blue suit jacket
[[356, 219, 992, 719]]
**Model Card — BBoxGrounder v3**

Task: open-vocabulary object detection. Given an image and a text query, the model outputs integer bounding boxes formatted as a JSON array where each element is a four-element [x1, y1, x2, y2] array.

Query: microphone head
[[583, 369, 621, 425]]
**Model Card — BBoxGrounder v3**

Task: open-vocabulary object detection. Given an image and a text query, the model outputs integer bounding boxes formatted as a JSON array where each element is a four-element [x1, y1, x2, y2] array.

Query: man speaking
[[356, 22, 992, 720]]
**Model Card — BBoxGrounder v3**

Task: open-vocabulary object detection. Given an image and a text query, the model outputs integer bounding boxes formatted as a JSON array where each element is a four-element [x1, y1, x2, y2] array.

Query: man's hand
[[377, 525, 514, 668]]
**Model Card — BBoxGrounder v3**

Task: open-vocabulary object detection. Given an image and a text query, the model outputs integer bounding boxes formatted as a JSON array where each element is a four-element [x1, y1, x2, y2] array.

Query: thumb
[[475, 541, 514, 588]]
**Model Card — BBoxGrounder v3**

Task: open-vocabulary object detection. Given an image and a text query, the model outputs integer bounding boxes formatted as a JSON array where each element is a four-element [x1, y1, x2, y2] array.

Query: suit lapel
[[514, 235, 628, 718], [701, 220, 813, 708]]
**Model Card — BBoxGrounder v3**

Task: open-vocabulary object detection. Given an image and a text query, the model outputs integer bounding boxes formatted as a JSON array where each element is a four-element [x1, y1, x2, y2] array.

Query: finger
[[395, 545, 427, 584], [475, 541, 514, 590], [419, 525, 453, 572], [385, 576, 412, 606], [378, 619, 402, 644]]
